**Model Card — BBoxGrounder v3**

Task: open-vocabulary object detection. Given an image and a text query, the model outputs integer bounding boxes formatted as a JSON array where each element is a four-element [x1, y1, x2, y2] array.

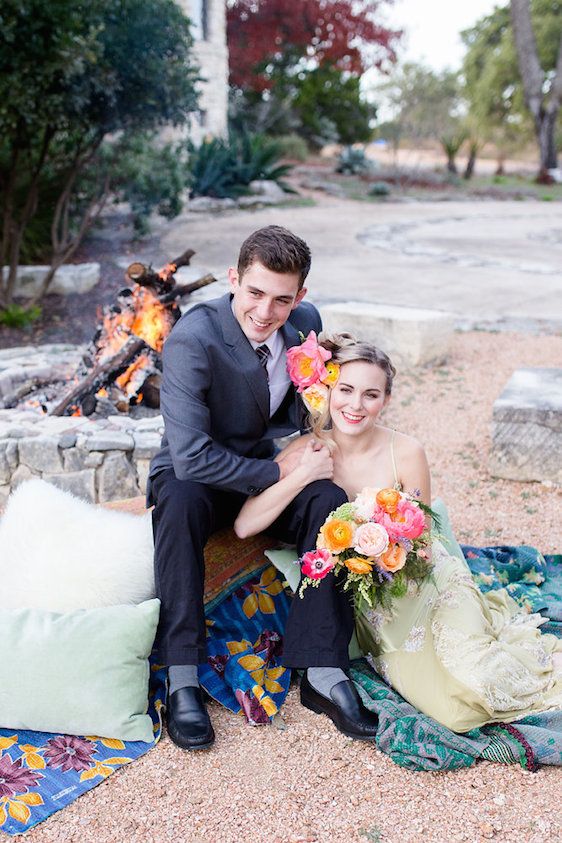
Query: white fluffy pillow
[[0, 479, 155, 611]]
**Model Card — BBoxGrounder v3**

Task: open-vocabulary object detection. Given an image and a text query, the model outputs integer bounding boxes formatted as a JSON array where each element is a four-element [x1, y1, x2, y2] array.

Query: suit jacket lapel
[[280, 319, 303, 351], [217, 294, 270, 424], [279, 319, 305, 427]]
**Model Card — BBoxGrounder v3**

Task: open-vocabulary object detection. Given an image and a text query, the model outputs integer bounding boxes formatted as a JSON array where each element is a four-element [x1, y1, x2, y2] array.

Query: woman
[[234, 333, 562, 733]]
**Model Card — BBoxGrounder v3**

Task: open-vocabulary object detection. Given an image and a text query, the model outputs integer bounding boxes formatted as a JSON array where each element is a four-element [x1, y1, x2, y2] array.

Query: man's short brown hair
[[237, 225, 311, 289]]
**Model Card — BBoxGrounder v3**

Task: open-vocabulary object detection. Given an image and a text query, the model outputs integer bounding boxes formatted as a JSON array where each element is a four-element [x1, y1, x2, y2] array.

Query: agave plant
[[335, 146, 373, 176], [235, 133, 293, 188], [186, 133, 294, 198], [186, 138, 245, 198]]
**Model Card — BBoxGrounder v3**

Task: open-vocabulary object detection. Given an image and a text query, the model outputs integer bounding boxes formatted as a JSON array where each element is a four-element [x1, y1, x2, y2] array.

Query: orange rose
[[319, 519, 354, 553], [376, 488, 401, 514], [378, 543, 407, 573], [345, 556, 374, 575]]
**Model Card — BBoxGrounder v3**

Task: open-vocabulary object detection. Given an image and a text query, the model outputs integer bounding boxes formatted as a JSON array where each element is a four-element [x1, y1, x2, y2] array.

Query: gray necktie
[[255, 344, 270, 379]]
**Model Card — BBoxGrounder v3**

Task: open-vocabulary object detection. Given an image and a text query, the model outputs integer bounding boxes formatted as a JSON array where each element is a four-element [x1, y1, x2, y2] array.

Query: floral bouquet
[[299, 487, 437, 610]]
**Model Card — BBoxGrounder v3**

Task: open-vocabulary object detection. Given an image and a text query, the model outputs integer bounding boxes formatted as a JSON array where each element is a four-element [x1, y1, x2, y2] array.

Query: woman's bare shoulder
[[390, 429, 427, 460]]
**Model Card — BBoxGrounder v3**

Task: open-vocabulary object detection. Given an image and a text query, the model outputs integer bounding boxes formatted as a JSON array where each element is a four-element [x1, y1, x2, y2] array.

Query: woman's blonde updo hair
[[310, 332, 396, 443]]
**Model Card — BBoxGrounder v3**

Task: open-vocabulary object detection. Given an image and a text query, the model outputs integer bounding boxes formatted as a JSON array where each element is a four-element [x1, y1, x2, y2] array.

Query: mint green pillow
[[264, 547, 301, 593], [0, 599, 160, 743]]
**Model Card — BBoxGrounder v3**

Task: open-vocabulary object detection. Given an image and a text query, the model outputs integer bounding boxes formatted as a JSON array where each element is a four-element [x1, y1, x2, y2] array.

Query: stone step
[[490, 368, 562, 484], [319, 302, 454, 367]]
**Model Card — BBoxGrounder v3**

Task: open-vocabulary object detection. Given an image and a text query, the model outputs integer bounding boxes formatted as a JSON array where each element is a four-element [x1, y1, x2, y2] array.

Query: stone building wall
[[180, 0, 229, 144]]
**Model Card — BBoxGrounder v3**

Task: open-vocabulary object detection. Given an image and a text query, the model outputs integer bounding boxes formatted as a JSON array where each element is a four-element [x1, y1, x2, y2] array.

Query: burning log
[[140, 373, 161, 409], [48, 248, 217, 417], [158, 273, 216, 305], [126, 248, 196, 292], [50, 337, 149, 416], [2, 376, 60, 410]]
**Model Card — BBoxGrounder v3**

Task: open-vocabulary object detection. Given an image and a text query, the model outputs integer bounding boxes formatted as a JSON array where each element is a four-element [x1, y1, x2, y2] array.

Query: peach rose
[[301, 382, 329, 415], [319, 518, 354, 553], [345, 556, 374, 575], [354, 522, 389, 558], [286, 331, 332, 392], [378, 543, 407, 573]]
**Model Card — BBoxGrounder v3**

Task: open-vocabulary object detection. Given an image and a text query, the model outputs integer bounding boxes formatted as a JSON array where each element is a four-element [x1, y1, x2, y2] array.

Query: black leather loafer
[[166, 686, 215, 751], [300, 672, 378, 741]]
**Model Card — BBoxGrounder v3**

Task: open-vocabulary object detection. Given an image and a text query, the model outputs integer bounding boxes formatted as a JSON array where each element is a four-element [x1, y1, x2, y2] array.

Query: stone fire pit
[[0, 344, 162, 505]]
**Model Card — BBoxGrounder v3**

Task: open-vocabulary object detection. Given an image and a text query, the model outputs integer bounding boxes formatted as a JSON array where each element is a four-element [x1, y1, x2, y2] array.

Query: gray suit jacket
[[147, 292, 321, 500]]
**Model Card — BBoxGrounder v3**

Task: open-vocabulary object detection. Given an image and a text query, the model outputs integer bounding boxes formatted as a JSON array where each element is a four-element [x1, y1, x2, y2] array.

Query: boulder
[[490, 368, 562, 484], [319, 302, 454, 367], [3, 263, 100, 298], [187, 196, 237, 213], [248, 180, 287, 202]]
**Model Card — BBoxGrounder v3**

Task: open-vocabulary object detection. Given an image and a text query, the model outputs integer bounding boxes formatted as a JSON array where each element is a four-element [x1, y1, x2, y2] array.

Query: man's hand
[[277, 440, 333, 483], [276, 445, 307, 480]]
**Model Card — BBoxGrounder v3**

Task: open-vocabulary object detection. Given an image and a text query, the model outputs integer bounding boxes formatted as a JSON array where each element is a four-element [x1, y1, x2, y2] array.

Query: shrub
[[110, 133, 185, 235], [336, 147, 373, 175], [368, 182, 391, 197], [293, 66, 374, 149], [272, 134, 309, 162], [0, 303, 41, 329]]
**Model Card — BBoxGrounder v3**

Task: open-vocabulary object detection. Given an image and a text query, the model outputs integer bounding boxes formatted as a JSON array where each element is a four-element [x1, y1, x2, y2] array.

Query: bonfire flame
[[99, 287, 171, 361], [95, 286, 173, 398], [115, 353, 153, 397]]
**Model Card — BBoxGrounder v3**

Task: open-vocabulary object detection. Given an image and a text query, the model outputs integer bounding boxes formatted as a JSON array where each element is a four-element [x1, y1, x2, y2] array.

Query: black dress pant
[[151, 469, 354, 670]]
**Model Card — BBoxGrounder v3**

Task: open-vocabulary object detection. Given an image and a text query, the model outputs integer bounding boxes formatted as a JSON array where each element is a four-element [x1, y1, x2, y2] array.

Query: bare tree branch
[[30, 173, 111, 306]]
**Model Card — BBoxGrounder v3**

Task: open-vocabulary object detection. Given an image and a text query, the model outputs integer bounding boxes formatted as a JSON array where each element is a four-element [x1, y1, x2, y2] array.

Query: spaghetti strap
[[390, 429, 400, 490]]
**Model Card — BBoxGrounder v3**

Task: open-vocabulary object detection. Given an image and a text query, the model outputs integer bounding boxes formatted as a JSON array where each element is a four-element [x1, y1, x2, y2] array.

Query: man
[[148, 225, 378, 750]]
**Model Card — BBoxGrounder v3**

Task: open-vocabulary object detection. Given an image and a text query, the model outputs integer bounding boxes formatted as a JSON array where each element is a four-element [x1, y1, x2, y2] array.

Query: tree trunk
[[510, 0, 562, 175], [464, 147, 477, 180], [1, 127, 54, 306], [447, 156, 457, 175], [536, 108, 559, 174]]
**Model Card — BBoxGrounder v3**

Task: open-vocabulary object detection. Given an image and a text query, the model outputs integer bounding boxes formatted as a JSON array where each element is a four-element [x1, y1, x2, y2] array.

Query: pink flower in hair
[[286, 331, 332, 392]]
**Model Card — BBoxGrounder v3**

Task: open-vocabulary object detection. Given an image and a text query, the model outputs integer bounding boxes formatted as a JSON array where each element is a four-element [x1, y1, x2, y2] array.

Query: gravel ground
[[16, 329, 562, 843]]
